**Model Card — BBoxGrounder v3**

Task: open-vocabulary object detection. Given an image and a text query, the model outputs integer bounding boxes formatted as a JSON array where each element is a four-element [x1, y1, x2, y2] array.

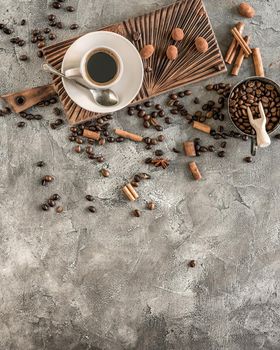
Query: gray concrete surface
[[0, 0, 280, 349]]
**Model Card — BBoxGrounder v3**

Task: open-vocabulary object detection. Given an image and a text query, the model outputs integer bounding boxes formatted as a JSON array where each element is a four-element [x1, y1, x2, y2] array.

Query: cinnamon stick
[[252, 48, 265, 77], [231, 27, 252, 56], [188, 162, 202, 181], [115, 129, 143, 142], [83, 129, 100, 140], [231, 35, 250, 76], [122, 183, 139, 201], [192, 121, 211, 134], [183, 141, 196, 157], [225, 22, 245, 64]]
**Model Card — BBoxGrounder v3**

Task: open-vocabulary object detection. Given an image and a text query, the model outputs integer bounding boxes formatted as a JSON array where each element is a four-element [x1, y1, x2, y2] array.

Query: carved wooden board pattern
[[42, 0, 226, 125]]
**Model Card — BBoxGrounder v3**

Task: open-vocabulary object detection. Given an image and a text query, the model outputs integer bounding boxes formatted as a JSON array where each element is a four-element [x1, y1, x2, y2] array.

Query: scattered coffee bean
[[70, 23, 79, 30], [85, 195, 94, 201], [147, 202, 156, 210], [18, 40, 25, 46], [19, 54, 28, 61], [145, 157, 153, 164], [220, 141, 227, 149], [88, 206, 96, 213], [21, 19, 26, 25], [36, 161, 46, 167], [37, 50, 43, 58], [51, 194, 61, 201], [218, 151, 225, 158], [188, 260, 196, 268], [193, 97, 200, 104], [17, 121, 26, 128], [41, 204, 49, 211], [66, 5, 75, 12], [157, 135, 164, 142], [49, 33, 56, 40], [132, 209, 140, 217], [208, 145, 215, 152], [74, 145, 82, 153], [155, 150, 164, 156], [56, 206, 64, 213], [48, 199, 56, 207], [101, 169, 110, 177], [244, 156, 253, 163], [184, 90, 192, 96], [178, 91, 185, 98], [56, 21, 63, 29], [52, 1, 61, 9]]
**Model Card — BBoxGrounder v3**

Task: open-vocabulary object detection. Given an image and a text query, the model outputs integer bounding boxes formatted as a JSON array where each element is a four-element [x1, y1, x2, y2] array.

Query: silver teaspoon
[[42, 63, 119, 107]]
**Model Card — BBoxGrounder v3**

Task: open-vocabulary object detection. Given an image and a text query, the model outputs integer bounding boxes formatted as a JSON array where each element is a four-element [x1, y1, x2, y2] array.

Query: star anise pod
[[151, 158, 170, 169]]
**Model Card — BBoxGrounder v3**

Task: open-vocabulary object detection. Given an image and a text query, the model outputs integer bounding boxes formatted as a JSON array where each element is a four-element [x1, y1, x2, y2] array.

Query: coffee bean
[[43, 175, 54, 182], [37, 50, 43, 58], [155, 150, 164, 156], [244, 156, 253, 163], [19, 54, 28, 61], [170, 94, 178, 100], [200, 146, 208, 152], [172, 147, 180, 153], [145, 157, 152, 164], [193, 97, 200, 104], [51, 194, 61, 201], [144, 100, 152, 108], [218, 151, 225, 158], [138, 110, 146, 118], [49, 33, 56, 40], [56, 206, 64, 213], [165, 117, 172, 124], [189, 260, 196, 268], [18, 40, 25, 46], [132, 209, 140, 217], [155, 125, 163, 131], [34, 114, 43, 120], [17, 121, 25, 128], [220, 141, 227, 149], [128, 108, 135, 116], [170, 109, 178, 115], [101, 169, 110, 177], [56, 21, 63, 29], [37, 41, 45, 48], [206, 84, 213, 91], [44, 27, 51, 34], [48, 199, 56, 207], [86, 195, 94, 201], [41, 204, 49, 211], [74, 145, 82, 153], [155, 104, 162, 110], [88, 206, 96, 213], [178, 92, 185, 98], [66, 6, 75, 12], [158, 110, 165, 117], [70, 24, 79, 30], [242, 135, 249, 141], [157, 135, 164, 142], [3, 27, 12, 35], [48, 13, 56, 20], [52, 2, 61, 9], [184, 90, 192, 96], [21, 19, 26, 25], [208, 145, 215, 152], [49, 20, 57, 27], [147, 202, 156, 210]]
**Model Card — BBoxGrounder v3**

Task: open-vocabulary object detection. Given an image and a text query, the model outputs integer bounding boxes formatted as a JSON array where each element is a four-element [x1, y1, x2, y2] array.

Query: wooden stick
[[188, 162, 202, 181], [231, 27, 252, 56], [83, 129, 100, 140], [231, 35, 250, 76], [252, 48, 265, 77], [192, 121, 211, 134], [225, 22, 245, 64], [115, 129, 143, 142], [183, 141, 196, 157]]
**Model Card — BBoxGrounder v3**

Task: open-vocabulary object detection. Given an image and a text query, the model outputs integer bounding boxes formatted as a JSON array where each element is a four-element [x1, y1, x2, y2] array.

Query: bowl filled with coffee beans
[[228, 77, 280, 138]]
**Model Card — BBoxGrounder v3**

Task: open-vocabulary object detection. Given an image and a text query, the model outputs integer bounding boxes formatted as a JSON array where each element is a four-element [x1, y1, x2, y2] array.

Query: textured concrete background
[[0, 0, 280, 349]]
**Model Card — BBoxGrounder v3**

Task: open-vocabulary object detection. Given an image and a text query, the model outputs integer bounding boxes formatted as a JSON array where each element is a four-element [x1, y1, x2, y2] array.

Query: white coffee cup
[[65, 46, 123, 89]]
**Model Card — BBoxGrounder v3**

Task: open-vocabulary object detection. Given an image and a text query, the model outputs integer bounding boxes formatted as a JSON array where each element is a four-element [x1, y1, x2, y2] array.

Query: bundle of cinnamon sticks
[[225, 22, 264, 77]]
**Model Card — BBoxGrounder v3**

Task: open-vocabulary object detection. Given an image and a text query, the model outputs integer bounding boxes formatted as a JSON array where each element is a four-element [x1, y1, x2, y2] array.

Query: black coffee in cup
[[86, 49, 119, 86]]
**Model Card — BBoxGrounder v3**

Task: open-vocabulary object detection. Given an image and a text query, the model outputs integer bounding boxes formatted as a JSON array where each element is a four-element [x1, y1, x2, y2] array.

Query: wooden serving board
[[42, 0, 226, 125]]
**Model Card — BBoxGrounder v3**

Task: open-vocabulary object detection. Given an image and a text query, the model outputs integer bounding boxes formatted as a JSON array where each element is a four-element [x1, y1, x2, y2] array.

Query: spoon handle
[[42, 63, 65, 78], [42, 63, 90, 90]]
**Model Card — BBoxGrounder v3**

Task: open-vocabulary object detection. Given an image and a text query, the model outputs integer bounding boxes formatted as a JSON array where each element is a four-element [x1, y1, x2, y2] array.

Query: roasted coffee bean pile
[[229, 80, 280, 135]]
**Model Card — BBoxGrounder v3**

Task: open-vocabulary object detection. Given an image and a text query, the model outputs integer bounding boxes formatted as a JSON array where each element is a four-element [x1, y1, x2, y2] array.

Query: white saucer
[[61, 31, 144, 114]]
